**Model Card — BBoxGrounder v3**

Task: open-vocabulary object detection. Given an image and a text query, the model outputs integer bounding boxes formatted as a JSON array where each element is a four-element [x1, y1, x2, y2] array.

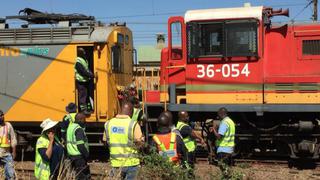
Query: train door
[[167, 17, 187, 94], [76, 46, 95, 113]]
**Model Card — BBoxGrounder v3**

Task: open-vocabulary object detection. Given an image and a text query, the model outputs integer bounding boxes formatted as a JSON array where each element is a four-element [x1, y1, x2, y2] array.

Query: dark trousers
[[186, 151, 195, 178], [76, 81, 88, 112], [71, 157, 91, 180], [187, 151, 195, 167], [217, 152, 233, 179]]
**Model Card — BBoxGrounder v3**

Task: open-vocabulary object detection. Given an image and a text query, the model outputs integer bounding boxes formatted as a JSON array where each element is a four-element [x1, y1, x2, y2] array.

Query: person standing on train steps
[[60, 103, 77, 144], [103, 102, 144, 180], [176, 111, 205, 173], [35, 119, 64, 180], [210, 107, 235, 179], [150, 113, 187, 165], [74, 47, 94, 115], [66, 113, 90, 180], [0, 110, 17, 180]]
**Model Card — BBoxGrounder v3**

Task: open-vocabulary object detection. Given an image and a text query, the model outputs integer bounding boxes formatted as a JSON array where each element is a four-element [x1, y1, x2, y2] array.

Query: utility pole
[[313, 0, 318, 21]]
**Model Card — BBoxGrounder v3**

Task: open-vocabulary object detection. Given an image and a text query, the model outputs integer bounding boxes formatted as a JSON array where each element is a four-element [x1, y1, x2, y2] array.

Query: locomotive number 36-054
[[196, 64, 250, 78]]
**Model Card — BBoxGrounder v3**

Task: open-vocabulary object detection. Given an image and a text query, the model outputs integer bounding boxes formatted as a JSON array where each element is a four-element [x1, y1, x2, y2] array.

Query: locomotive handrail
[[166, 65, 186, 69]]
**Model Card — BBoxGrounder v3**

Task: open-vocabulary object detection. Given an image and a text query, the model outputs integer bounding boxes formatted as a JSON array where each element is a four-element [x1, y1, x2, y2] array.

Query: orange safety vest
[[0, 123, 10, 148], [152, 132, 179, 163]]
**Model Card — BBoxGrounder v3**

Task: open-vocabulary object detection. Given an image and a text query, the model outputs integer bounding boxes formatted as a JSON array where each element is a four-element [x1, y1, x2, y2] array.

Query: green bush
[[138, 149, 191, 180]]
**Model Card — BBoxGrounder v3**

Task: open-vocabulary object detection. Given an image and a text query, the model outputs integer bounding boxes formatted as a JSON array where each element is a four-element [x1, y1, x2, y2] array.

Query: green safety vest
[[132, 108, 141, 122], [74, 57, 90, 82], [66, 123, 89, 156], [34, 135, 51, 180], [66, 113, 76, 124], [176, 121, 196, 152], [215, 117, 235, 148], [105, 116, 140, 167], [61, 113, 77, 133]]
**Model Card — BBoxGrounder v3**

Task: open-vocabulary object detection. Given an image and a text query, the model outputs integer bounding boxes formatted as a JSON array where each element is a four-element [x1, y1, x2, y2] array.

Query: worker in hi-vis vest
[[60, 102, 77, 143], [210, 107, 235, 179], [130, 97, 143, 122], [0, 110, 17, 180], [103, 102, 144, 180], [74, 47, 94, 114], [35, 119, 64, 180], [66, 113, 90, 180], [176, 111, 205, 174], [151, 113, 187, 165]]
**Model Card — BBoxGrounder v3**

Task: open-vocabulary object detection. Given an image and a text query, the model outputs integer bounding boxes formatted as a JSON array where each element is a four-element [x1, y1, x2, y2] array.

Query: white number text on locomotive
[[196, 64, 250, 78]]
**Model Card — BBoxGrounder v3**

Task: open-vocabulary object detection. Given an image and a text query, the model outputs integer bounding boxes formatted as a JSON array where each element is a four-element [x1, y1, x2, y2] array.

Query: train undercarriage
[[145, 101, 320, 161]]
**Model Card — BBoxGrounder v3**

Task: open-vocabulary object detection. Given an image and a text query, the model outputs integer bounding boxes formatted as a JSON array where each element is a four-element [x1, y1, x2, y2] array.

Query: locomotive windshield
[[187, 19, 258, 58]]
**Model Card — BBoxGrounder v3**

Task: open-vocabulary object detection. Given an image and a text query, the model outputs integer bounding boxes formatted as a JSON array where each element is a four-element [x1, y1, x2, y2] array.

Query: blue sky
[[0, 0, 316, 45]]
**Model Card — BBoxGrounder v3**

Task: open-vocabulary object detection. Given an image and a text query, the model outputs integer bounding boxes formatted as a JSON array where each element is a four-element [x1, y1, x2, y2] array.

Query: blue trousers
[[0, 154, 15, 180], [109, 166, 139, 180]]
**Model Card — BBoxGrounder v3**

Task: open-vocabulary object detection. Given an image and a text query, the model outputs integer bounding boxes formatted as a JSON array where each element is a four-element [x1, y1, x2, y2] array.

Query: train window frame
[[170, 21, 183, 60], [187, 19, 258, 59], [111, 45, 122, 72], [117, 33, 124, 45], [125, 35, 129, 45]]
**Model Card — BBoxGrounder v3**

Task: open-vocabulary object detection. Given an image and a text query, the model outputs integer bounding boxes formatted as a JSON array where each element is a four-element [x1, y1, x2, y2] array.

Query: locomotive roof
[[185, 6, 263, 22], [0, 25, 129, 45]]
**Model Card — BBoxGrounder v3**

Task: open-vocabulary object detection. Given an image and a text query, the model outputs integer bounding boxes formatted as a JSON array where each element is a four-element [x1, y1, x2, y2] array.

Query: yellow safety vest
[[105, 116, 140, 167], [0, 123, 11, 148], [216, 117, 235, 147], [34, 135, 51, 180], [132, 108, 141, 122], [66, 123, 89, 156], [176, 121, 196, 152], [74, 57, 90, 82], [66, 113, 76, 124]]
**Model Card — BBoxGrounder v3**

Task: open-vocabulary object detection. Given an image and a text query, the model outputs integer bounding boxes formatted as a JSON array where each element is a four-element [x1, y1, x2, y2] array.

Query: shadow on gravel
[[288, 159, 318, 170]]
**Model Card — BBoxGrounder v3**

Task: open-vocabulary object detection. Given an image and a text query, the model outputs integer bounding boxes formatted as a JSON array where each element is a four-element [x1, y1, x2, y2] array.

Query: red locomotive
[[145, 6, 320, 159]]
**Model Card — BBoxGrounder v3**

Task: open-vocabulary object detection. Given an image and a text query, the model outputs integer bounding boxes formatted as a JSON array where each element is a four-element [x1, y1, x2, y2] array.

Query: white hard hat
[[40, 118, 58, 133]]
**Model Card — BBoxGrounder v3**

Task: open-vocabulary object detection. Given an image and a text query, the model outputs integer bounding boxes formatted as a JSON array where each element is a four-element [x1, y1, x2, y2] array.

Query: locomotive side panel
[[264, 24, 320, 104], [0, 45, 69, 120]]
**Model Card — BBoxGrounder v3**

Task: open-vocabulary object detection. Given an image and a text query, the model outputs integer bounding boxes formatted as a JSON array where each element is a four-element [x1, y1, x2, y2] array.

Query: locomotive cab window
[[111, 45, 122, 72], [170, 22, 183, 60], [187, 19, 258, 58]]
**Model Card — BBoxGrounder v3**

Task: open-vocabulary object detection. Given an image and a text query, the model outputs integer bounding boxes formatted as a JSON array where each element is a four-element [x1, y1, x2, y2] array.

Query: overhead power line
[[270, 3, 310, 7], [292, 1, 313, 20], [96, 11, 184, 20]]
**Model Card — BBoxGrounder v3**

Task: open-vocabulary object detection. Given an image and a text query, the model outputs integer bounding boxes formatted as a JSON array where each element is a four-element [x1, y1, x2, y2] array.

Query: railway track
[[13, 157, 320, 179]]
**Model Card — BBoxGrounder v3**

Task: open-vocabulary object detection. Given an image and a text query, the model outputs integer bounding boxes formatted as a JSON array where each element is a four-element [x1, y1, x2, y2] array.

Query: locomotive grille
[[302, 40, 320, 55], [273, 83, 319, 93], [274, 83, 294, 93], [0, 26, 92, 43]]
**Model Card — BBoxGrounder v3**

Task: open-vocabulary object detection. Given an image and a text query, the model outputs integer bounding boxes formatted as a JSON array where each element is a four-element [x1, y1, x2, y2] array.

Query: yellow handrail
[[166, 65, 186, 69]]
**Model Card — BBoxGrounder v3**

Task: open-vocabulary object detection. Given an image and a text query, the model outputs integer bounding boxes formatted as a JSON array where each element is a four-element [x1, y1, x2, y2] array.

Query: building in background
[[133, 34, 164, 102]]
